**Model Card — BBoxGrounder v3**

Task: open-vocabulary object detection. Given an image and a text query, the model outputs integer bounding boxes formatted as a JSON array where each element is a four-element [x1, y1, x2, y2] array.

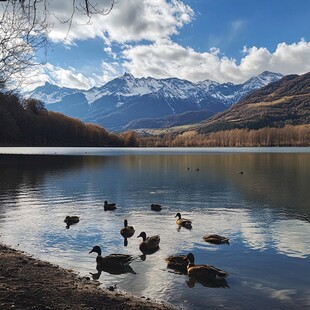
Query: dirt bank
[[0, 243, 177, 310]]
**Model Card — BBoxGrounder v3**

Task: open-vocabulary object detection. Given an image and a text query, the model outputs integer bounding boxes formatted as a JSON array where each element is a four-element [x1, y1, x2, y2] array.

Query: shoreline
[[0, 243, 178, 310]]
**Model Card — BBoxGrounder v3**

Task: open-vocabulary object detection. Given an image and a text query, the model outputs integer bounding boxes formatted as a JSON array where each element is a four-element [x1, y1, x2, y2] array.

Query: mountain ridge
[[26, 71, 283, 131]]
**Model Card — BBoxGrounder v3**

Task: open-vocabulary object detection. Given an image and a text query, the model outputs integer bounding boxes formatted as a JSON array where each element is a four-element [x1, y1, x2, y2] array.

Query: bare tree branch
[[0, 0, 50, 89], [0, 0, 116, 89]]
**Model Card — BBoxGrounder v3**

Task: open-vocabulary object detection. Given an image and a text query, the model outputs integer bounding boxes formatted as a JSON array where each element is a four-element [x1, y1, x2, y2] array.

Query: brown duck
[[104, 201, 117, 211], [120, 219, 135, 238], [184, 253, 228, 279], [165, 255, 187, 274], [203, 234, 229, 245], [175, 213, 192, 228], [137, 231, 160, 253]]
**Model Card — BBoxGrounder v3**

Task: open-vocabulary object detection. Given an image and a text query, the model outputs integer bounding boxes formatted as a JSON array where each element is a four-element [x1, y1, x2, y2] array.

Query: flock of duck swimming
[[64, 202, 230, 287]]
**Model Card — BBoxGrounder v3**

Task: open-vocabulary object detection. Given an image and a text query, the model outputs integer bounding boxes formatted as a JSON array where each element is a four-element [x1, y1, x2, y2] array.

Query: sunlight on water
[[0, 148, 309, 309]]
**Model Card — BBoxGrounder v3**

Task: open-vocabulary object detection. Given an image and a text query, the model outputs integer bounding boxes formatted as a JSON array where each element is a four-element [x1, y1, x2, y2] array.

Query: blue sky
[[27, 0, 310, 90]]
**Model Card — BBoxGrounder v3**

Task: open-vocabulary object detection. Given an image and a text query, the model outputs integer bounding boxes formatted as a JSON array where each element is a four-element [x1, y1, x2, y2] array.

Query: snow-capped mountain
[[197, 71, 283, 105], [25, 71, 283, 131]]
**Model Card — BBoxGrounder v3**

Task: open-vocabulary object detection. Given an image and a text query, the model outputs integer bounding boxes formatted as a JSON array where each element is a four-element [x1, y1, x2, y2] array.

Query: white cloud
[[44, 64, 94, 89], [22, 60, 123, 91], [22, 39, 310, 91], [16, 1, 310, 89], [122, 39, 310, 83], [270, 219, 310, 259], [47, 0, 194, 44]]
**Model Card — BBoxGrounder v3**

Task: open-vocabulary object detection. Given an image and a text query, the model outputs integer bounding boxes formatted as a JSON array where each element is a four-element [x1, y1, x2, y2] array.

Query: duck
[[89, 246, 135, 274], [165, 255, 188, 274], [64, 216, 79, 224], [120, 219, 135, 238], [64, 216, 79, 228], [184, 253, 228, 279], [175, 213, 192, 228], [137, 231, 160, 253], [203, 234, 229, 245], [104, 200, 117, 211], [151, 204, 162, 211]]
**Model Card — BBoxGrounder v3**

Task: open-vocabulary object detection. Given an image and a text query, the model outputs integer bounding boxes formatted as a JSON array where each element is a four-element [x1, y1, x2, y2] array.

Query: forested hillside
[[0, 92, 138, 147]]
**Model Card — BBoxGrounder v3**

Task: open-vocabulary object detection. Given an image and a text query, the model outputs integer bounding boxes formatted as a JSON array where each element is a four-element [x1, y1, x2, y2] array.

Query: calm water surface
[[0, 148, 309, 309]]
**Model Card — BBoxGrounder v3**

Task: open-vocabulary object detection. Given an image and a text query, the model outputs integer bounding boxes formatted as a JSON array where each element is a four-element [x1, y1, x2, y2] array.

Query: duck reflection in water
[[186, 276, 229, 289], [64, 216, 79, 229], [89, 270, 102, 280], [139, 246, 160, 261], [177, 224, 192, 232], [123, 237, 128, 247], [89, 245, 136, 275]]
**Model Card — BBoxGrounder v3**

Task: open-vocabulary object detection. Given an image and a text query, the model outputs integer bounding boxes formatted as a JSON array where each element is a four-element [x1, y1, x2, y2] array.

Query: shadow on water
[[0, 154, 109, 191]]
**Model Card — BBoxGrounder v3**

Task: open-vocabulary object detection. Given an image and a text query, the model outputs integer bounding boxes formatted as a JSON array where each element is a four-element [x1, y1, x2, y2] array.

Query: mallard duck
[[151, 204, 162, 211], [175, 213, 192, 228], [184, 253, 228, 279], [64, 216, 79, 224], [64, 216, 79, 228], [89, 246, 135, 274], [203, 234, 229, 245], [104, 200, 117, 211], [165, 255, 187, 274], [120, 219, 135, 238], [137, 231, 160, 253]]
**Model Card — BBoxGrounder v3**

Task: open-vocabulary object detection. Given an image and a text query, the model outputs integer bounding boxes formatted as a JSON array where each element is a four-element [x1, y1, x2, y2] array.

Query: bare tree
[[0, 1, 50, 88], [0, 0, 116, 89]]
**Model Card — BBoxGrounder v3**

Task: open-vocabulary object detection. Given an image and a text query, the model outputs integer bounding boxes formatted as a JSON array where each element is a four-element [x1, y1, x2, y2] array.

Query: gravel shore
[[0, 243, 178, 310]]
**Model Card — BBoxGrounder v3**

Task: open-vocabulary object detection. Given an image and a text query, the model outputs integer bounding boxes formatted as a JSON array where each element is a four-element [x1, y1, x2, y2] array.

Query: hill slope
[[0, 92, 135, 146], [196, 72, 310, 134]]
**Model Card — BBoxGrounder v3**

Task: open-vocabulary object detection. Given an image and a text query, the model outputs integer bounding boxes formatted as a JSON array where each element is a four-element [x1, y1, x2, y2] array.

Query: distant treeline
[[140, 125, 310, 147], [1, 92, 309, 147], [0, 92, 139, 147]]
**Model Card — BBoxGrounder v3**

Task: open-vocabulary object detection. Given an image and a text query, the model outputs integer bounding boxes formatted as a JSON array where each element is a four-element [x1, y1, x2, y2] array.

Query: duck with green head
[[89, 245, 135, 274], [175, 213, 192, 228]]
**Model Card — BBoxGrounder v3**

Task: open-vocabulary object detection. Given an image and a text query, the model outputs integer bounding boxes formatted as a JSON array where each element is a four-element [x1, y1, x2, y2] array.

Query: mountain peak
[[259, 71, 282, 77], [121, 72, 135, 79], [25, 71, 286, 131]]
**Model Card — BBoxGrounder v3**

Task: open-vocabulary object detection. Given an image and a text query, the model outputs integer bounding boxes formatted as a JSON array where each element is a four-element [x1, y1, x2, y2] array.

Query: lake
[[0, 147, 309, 309]]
